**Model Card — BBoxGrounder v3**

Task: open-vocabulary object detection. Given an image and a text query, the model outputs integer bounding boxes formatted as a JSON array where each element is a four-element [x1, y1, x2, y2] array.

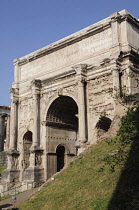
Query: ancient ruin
[[1, 10, 139, 193], [0, 106, 10, 167], [0, 106, 10, 152]]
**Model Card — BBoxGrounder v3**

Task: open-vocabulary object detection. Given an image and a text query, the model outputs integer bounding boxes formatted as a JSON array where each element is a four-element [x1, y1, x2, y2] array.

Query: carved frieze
[[19, 98, 33, 127]]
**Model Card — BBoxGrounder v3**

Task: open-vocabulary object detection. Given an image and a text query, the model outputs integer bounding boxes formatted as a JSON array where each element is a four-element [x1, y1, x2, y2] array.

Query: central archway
[[46, 96, 78, 179]]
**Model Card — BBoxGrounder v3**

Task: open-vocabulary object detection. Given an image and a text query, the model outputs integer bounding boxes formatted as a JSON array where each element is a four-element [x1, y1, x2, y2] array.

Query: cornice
[[14, 10, 139, 67], [17, 21, 111, 66], [41, 69, 76, 86]]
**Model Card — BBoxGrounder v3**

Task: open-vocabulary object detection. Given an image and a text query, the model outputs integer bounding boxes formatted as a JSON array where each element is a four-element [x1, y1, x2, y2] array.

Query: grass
[[17, 107, 139, 209], [18, 137, 132, 210]]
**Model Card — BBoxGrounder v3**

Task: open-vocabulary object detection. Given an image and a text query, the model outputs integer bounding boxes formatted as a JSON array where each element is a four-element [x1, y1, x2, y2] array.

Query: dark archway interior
[[56, 145, 65, 172], [23, 131, 32, 169], [46, 96, 78, 129], [96, 116, 112, 132], [23, 131, 32, 141]]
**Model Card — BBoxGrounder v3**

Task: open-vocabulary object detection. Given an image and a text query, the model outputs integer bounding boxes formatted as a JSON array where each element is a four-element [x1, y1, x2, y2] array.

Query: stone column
[[24, 79, 44, 189], [9, 88, 19, 151], [73, 64, 87, 146], [0, 114, 4, 152], [5, 115, 10, 150], [1, 89, 20, 190], [78, 79, 86, 143], [30, 79, 41, 151], [112, 68, 120, 97], [126, 68, 132, 95]]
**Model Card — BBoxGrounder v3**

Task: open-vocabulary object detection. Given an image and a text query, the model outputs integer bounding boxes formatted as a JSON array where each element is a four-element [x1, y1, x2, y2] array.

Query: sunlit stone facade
[[1, 10, 139, 193]]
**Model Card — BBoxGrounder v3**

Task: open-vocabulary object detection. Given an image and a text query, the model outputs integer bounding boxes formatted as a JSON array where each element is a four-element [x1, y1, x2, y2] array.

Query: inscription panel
[[20, 28, 112, 81]]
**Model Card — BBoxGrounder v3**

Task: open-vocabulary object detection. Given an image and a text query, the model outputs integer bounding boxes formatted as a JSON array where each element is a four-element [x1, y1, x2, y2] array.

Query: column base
[[24, 166, 44, 190], [1, 169, 20, 194]]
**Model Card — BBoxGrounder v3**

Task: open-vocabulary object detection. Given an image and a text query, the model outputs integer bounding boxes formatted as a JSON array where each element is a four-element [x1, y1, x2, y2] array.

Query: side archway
[[56, 145, 65, 172], [23, 131, 32, 169]]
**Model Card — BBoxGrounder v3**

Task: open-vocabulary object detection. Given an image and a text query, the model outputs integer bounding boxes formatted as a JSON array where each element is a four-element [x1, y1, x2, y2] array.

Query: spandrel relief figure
[[35, 153, 42, 167]]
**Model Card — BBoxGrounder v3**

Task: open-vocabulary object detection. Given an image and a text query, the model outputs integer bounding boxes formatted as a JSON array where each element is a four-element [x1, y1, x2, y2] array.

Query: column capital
[[31, 79, 42, 95], [9, 88, 19, 102], [111, 66, 120, 72], [31, 79, 42, 88], [72, 64, 87, 75], [9, 87, 19, 95], [76, 76, 87, 84], [73, 64, 87, 84]]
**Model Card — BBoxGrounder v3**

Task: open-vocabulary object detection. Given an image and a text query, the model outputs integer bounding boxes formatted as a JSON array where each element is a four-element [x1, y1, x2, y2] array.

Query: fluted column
[[30, 79, 41, 151], [78, 79, 86, 143], [9, 88, 19, 151], [5, 115, 10, 150], [73, 64, 87, 145], [33, 92, 39, 148]]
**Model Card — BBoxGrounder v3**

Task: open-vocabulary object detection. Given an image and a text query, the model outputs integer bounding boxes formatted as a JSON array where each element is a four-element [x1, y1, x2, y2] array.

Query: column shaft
[[113, 68, 120, 96], [9, 100, 17, 150], [6, 115, 10, 150], [32, 93, 39, 147], [126, 68, 132, 95], [0, 115, 4, 152], [78, 80, 86, 143]]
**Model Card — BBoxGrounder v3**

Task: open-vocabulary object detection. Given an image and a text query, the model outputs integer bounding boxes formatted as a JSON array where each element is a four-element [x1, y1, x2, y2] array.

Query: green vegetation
[[0, 165, 6, 174], [0, 194, 12, 201], [18, 107, 139, 210]]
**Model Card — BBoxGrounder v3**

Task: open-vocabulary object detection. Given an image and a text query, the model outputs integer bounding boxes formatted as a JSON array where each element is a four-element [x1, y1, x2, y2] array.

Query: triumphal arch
[[1, 10, 139, 192]]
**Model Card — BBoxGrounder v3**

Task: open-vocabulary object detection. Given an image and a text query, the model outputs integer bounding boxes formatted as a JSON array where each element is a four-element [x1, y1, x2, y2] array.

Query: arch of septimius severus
[[1, 10, 139, 193]]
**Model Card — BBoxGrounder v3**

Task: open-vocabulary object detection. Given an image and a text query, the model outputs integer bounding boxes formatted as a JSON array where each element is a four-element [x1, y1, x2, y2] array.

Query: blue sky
[[0, 0, 139, 106]]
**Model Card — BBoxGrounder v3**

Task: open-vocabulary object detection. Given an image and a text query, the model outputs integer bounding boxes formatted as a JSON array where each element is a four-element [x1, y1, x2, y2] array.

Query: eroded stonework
[[1, 10, 139, 194], [0, 106, 10, 152]]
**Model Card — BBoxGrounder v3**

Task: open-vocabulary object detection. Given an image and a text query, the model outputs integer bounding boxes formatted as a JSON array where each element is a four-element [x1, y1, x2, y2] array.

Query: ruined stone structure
[[1, 10, 139, 192], [0, 106, 10, 152], [0, 106, 10, 168]]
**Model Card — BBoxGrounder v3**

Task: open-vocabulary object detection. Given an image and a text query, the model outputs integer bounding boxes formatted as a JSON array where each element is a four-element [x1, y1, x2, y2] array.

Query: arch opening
[[46, 96, 78, 129], [96, 116, 112, 136], [23, 131, 32, 169], [56, 145, 65, 172]]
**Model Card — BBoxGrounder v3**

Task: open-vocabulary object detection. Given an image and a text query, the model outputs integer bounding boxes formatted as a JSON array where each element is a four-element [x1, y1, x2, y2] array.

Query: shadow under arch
[[46, 95, 78, 130], [107, 138, 139, 210], [43, 93, 78, 122]]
